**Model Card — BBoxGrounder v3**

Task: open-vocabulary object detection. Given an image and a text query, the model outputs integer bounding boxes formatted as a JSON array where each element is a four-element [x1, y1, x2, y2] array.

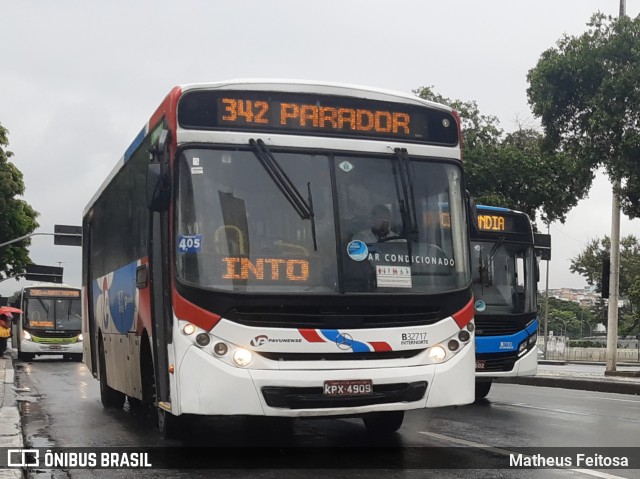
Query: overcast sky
[[1, 0, 640, 297]]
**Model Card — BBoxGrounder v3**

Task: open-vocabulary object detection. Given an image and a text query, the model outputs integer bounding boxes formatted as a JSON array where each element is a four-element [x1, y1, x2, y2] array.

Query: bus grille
[[262, 381, 427, 409], [474, 316, 534, 336], [226, 305, 441, 329], [256, 349, 424, 361], [31, 336, 78, 344], [27, 330, 79, 340], [475, 352, 518, 372]]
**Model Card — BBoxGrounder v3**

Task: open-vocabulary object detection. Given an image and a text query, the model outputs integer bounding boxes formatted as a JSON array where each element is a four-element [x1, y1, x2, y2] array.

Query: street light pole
[[543, 223, 550, 360], [606, 0, 626, 374]]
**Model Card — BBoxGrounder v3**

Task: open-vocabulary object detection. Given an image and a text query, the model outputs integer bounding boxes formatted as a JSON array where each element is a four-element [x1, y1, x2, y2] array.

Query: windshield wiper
[[392, 148, 419, 240], [480, 237, 505, 284], [249, 139, 317, 251]]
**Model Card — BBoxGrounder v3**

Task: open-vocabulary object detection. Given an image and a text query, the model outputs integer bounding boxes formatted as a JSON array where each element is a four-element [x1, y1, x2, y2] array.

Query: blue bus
[[470, 205, 549, 399]]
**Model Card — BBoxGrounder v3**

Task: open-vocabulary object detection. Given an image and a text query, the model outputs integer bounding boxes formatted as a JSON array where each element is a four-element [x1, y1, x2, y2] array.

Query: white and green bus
[[12, 283, 83, 361]]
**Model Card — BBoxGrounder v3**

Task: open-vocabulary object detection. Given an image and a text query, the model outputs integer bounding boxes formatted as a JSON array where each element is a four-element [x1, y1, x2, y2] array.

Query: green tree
[[570, 235, 640, 336], [527, 13, 640, 218], [0, 122, 39, 280], [538, 297, 597, 339], [413, 88, 591, 224]]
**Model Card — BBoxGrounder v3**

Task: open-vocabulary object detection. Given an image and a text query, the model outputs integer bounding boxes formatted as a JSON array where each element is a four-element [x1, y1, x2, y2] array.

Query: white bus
[[12, 283, 83, 361], [82, 80, 476, 437]]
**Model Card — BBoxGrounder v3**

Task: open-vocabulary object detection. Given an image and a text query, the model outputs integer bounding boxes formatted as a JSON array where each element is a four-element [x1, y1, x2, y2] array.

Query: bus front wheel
[[18, 352, 34, 361], [475, 380, 492, 400], [363, 411, 404, 434], [99, 337, 125, 409], [157, 405, 185, 439]]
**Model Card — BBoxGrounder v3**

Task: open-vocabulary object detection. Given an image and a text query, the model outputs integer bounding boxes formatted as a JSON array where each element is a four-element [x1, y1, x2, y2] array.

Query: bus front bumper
[[176, 342, 475, 417], [20, 340, 83, 355], [475, 345, 538, 378]]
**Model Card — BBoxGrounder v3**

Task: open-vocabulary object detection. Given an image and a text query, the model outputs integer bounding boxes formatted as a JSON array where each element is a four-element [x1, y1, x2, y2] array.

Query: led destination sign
[[28, 289, 80, 298], [178, 90, 459, 145], [478, 213, 529, 234]]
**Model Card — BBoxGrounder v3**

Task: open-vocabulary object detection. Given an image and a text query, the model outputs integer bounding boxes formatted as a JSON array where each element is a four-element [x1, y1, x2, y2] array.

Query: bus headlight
[[213, 342, 229, 356], [182, 323, 196, 336], [233, 348, 253, 367], [428, 345, 447, 363], [23, 331, 32, 341], [518, 340, 528, 355], [196, 333, 211, 347]]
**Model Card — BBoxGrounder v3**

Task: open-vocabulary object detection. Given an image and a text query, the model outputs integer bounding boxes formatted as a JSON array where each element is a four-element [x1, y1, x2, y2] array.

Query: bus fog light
[[182, 323, 196, 336], [466, 322, 475, 332], [233, 348, 253, 367], [428, 345, 446, 363], [213, 342, 228, 356], [458, 330, 471, 342], [447, 340, 459, 352], [196, 333, 211, 347]]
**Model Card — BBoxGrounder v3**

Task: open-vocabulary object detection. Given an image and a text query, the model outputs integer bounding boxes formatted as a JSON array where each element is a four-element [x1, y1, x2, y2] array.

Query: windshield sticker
[[192, 157, 200, 166], [347, 240, 368, 261], [178, 234, 203, 253], [191, 166, 204, 175], [376, 265, 412, 288], [365, 252, 455, 267], [338, 160, 354, 173], [475, 300, 487, 312]]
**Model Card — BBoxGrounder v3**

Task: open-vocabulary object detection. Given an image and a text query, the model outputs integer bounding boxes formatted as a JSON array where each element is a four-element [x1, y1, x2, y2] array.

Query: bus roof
[[178, 79, 454, 111], [22, 283, 80, 291], [476, 204, 527, 216], [83, 79, 458, 217]]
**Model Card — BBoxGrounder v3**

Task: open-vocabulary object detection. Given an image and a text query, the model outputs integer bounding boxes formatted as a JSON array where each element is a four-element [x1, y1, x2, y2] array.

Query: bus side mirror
[[467, 192, 479, 233], [146, 163, 170, 212], [147, 129, 171, 212]]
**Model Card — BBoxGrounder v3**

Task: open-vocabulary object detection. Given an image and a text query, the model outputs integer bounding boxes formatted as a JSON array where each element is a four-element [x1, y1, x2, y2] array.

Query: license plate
[[323, 379, 373, 396], [476, 360, 486, 370]]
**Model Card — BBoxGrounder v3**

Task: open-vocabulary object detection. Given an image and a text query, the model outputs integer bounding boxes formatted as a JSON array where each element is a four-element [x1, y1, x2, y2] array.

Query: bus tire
[[98, 336, 125, 409], [363, 411, 404, 434], [72, 354, 83, 362], [157, 407, 184, 439], [475, 380, 492, 400], [18, 352, 34, 361]]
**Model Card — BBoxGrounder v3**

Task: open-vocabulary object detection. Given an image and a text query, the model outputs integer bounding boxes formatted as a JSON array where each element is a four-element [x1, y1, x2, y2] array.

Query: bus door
[[84, 218, 98, 374], [147, 128, 173, 405]]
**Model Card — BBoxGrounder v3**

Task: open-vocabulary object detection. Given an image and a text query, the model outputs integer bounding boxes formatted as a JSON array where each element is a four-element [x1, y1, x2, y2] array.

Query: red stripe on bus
[[452, 297, 474, 329], [172, 291, 221, 331], [299, 329, 325, 343], [368, 341, 393, 352]]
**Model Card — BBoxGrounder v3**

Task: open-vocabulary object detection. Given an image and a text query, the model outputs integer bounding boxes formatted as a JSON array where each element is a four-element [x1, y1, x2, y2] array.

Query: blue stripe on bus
[[319, 330, 371, 353], [525, 318, 540, 336], [124, 126, 147, 163], [475, 327, 531, 354]]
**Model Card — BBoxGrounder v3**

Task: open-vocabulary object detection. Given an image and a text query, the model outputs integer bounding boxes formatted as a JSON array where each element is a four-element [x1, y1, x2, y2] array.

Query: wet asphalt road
[[13, 357, 640, 479]]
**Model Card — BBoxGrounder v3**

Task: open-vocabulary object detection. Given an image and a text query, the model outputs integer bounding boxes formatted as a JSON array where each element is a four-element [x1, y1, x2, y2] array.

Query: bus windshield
[[471, 241, 536, 315], [176, 147, 470, 295], [25, 297, 82, 331]]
